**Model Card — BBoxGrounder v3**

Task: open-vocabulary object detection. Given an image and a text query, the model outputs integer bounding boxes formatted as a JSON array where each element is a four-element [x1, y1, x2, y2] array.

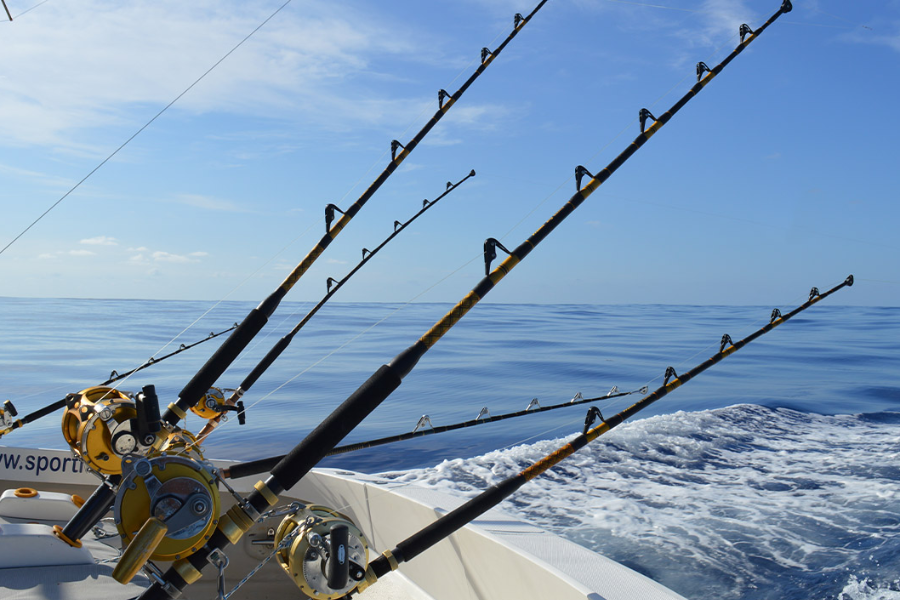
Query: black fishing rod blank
[[355, 275, 854, 594], [133, 4, 790, 598], [222, 385, 646, 480], [159, 2, 548, 430], [221, 171, 476, 412], [0, 323, 238, 437]]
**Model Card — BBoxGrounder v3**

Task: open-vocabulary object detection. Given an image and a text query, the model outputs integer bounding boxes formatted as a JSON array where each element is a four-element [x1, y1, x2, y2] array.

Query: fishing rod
[[353, 275, 855, 595], [2, 0, 12, 21], [158, 3, 549, 430], [222, 385, 648, 480], [130, 3, 793, 598], [0, 323, 238, 437], [197, 171, 477, 436], [51, 2, 548, 555]]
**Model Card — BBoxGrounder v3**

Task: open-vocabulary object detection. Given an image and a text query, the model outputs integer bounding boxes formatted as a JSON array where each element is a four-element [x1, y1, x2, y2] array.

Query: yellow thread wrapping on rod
[[173, 558, 203, 584], [421, 291, 481, 348], [281, 244, 325, 290]]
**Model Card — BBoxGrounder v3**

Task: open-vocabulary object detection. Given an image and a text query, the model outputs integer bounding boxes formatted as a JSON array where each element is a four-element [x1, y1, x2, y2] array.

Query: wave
[[381, 405, 900, 600]]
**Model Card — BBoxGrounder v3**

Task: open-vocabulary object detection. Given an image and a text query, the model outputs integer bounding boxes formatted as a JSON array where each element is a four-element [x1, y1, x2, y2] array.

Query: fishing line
[[0, 0, 296, 256], [0, 0, 48, 20]]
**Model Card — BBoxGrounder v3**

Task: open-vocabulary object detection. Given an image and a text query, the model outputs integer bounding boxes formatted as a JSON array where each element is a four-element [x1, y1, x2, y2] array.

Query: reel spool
[[61, 386, 160, 475], [112, 454, 220, 583], [274, 505, 369, 599]]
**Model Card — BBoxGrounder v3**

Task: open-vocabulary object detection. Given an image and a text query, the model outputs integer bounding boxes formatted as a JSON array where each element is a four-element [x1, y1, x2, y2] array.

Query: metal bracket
[[739, 24, 754, 43], [606, 386, 619, 397], [664, 366, 678, 386], [526, 398, 541, 411], [696, 61, 711, 81], [438, 89, 451, 109], [770, 308, 782, 323], [325, 204, 345, 233], [575, 165, 594, 191], [514, 13, 524, 28], [394, 220, 402, 232], [639, 386, 649, 394], [481, 47, 492, 64], [327, 277, 338, 293], [639, 108, 657, 133], [720, 334, 733, 353], [570, 392, 583, 404], [483, 237, 511, 276], [475, 407, 491, 422], [413, 415, 434, 433], [362, 248, 371, 260], [391, 140, 406, 160], [209, 548, 230, 600], [809, 287, 820, 300], [583, 406, 604, 434]]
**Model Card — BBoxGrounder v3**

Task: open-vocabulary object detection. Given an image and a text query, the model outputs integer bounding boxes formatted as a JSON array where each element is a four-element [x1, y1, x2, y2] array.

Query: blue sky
[[0, 0, 897, 306]]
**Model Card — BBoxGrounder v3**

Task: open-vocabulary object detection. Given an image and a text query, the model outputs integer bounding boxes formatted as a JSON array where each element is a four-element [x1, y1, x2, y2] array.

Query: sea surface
[[1, 297, 899, 600]]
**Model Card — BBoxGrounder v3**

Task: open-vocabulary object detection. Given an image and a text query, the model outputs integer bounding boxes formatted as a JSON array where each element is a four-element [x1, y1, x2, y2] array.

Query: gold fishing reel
[[189, 387, 246, 427], [112, 454, 220, 583], [274, 505, 369, 599], [0, 400, 17, 437], [61, 386, 155, 475]]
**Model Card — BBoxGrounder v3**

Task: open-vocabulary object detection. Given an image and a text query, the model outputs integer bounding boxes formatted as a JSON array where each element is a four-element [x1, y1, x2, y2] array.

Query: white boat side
[[0, 445, 687, 600]]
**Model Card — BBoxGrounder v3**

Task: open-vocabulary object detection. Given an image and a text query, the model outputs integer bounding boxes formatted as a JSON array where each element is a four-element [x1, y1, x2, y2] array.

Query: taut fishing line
[[0, 0, 297, 256]]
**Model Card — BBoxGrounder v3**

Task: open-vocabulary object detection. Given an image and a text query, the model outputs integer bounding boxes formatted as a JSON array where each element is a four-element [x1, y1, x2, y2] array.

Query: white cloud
[[80, 235, 118, 246], [189, 251, 209, 258], [127, 246, 149, 252], [151, 251, 196, 263], [68, 249, 95, 256], [37, 252, 56, 260], [0, 1, 434, 151]]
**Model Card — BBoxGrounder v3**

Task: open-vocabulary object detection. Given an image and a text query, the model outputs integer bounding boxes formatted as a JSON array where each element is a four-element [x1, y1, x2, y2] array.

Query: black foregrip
[[60, 474, 121, 542], [22, 398, 67, 424], [225, 453, 286, 480], [395, 477, 525, 562], [267, 364, 403, 492]]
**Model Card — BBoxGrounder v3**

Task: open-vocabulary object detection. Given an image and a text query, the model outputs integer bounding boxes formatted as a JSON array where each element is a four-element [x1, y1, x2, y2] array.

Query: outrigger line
[[355, 276, 855, 594], [158, 0, 549, 431], [222, 385, 648, 480], [0, 323, 238, 436], [135, 3, 794, 598], [2, 0, 12, 21], [214, 171, 477, 426]]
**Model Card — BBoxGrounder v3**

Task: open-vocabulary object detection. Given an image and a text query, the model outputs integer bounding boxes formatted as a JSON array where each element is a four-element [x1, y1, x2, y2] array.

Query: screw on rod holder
[[664, 366, 678, 386], [575, 165, 594, 191], [639, 108, 657, 133], [770, 308, 782, 323], [483, 237, 511, 276], [809, 287, 820, 300], [514, 13, 524, 28], [325, 204, 345, 233], [696, 61, 712, 82], [391, 140, 406, 160], [739, 24, 754, 43], [583, 406, 604, 434], [719, 334, 733, 353]]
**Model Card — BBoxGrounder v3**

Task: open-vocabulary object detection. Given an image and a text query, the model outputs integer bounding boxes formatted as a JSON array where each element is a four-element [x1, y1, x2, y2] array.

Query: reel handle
[[326, 523, 350, 591], [112, 517, 168, 584]]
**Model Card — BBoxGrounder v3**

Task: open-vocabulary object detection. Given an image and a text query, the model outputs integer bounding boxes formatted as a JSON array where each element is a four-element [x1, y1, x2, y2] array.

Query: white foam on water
[[380, 405, 900, 600]]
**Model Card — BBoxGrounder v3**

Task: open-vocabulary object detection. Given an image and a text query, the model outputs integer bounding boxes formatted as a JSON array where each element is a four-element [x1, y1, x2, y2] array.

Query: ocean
[[1, 297, 898, 600]]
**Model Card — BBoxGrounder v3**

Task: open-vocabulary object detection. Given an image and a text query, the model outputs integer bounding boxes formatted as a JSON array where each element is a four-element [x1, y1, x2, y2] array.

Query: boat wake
[[380, 404, 900, 600]]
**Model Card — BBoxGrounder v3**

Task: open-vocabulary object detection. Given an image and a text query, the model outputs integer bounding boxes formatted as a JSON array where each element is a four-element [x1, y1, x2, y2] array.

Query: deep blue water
[[1, 297, 899, 600]]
